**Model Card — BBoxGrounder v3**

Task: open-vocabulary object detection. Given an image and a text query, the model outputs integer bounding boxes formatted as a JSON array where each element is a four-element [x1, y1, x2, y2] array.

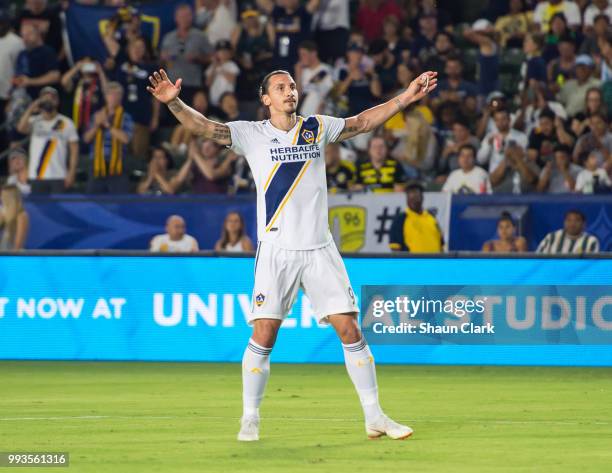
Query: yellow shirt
[[389, 208, 443, 253]]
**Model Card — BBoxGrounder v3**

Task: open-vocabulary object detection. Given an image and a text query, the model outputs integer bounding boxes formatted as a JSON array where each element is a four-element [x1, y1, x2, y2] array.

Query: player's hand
[[406, 71, 438, 103], [147, 69, 182, 104]]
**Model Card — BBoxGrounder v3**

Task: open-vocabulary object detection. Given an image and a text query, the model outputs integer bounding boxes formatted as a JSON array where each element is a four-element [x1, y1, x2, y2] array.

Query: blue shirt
[[15, 45, 59, 99]]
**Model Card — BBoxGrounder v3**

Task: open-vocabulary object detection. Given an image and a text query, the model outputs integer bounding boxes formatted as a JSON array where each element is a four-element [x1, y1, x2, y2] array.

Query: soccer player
[[147, 67, 437, 441]]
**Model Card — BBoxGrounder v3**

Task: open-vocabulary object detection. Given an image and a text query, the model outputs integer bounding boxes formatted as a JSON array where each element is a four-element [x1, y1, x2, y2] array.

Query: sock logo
[[255, 293, 266, 307], [357, 355, 374, 367], [250, 367, 263, 374]]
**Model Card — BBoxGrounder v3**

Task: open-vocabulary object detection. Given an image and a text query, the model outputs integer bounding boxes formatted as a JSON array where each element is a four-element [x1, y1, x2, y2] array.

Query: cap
[[347, 42, 365, 53], [215, 39, 232, 51], [9, 147, 27, 159], [39, 86, 59, 97], [576, 54, 594, 67], [486, 90, 505, 103], [472, 18, 492, 31], [241, 8, 259, 19]]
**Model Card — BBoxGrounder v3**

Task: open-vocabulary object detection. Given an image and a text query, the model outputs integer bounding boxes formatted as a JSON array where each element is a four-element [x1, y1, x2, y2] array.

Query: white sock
[[242, 338, 272, 418], [342, 338, 384, 423]]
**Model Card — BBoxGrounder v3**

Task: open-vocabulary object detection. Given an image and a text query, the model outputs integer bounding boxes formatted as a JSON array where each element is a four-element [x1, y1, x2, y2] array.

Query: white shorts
[[249, 241, 359, 325]]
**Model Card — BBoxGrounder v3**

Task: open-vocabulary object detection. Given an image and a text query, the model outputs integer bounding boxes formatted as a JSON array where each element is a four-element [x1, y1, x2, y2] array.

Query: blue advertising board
[[0, 256, 610, 366]]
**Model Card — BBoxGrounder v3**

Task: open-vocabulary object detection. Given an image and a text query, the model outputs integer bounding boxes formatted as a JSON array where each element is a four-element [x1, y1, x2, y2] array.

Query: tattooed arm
[[147, 69, 232, 146], [335, 71, 438, 142]]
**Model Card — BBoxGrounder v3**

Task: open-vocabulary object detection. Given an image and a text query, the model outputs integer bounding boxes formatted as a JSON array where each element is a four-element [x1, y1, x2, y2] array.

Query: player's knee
[[251, 319, 281, 348], [334, 319, 362, 344]]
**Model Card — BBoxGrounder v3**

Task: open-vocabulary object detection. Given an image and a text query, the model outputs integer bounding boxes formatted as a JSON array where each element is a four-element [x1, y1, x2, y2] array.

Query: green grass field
[[1, 362, 611, 472]]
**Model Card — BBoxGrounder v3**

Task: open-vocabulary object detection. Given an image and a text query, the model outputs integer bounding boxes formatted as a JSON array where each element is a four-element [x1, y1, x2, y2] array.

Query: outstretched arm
[[335, 71, 438, 142], [147, 69, 231, 146]]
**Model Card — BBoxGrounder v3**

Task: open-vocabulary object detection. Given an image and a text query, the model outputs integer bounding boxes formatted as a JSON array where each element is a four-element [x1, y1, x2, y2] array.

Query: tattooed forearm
[[394, 97, 407, 113], [167, 98, 185, 114], [211, 124, 230, 141]]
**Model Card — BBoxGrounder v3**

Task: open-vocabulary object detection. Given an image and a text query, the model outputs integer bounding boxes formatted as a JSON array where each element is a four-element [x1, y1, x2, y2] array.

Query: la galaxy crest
[[255, 293, 265, 307], [301, 129, 315, 144]]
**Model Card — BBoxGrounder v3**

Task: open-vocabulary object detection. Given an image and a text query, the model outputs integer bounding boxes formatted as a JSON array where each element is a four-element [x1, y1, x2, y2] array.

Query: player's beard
[[284, 101, 297, 113]]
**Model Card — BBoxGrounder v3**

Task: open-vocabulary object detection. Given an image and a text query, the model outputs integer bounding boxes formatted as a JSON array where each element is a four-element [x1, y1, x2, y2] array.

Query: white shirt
[[6, 175, 31, 195], [583, 3, 612, 26], [534, 1, 581, 31], [477, 129, 528, 173], [0, 32, 24, 99], [150, 234, 199, 253], [205, 4, 237, 45], [299, 63, 334, 117], [27, 114, 79, 180], [313, 0, 350, 30], [205, 60, 240, 106], [442, 166, 492, 194], [575, 168, 612, 193], [227, 114, 346, 250]]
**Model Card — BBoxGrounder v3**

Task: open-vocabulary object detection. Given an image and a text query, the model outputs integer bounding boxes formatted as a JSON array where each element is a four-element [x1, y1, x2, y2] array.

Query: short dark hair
[[498, 211, 516, 226], [539, 107, 556, 121], [298, 40, 318, 52], [566, 209, 585, 222], [406, 181, 425, 193], [554, 144, 572, 156], [459, 143, 476, 157], [259, 70, 291, 99]]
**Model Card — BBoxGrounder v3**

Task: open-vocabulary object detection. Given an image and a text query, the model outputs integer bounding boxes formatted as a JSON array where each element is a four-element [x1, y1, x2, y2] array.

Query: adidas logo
[[271, 138, 280, 144]]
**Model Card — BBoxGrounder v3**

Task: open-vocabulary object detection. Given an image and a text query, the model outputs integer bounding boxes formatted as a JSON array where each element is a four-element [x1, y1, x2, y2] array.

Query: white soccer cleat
[[237, 416, 260, 442], [365, 414, 413, 440]]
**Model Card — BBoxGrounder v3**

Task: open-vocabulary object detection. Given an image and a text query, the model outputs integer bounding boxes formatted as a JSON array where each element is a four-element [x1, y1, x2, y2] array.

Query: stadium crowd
[[0, 0, 609, 253]]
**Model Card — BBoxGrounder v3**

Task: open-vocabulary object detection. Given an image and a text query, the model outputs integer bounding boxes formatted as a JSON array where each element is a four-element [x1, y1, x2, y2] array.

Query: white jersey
[[227, 115, 346, 250], [150, 234, 199, 253], [28, 114, 78, 180]]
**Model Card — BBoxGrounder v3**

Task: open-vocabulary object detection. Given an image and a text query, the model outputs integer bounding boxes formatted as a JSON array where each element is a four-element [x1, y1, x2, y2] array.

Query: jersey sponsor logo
[[255, 293, 265, 307], [269, 144, 321, 162]]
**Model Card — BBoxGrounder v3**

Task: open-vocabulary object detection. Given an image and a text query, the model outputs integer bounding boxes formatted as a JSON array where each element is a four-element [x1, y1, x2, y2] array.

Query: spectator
[[205, 40, 240, 107], [547, 33, 577, 92], [380, 14, 409, 59], [325, 142, 355, 192], [352, 136, 407, 193], [421, 32, 457, 81], [214, 211, 254, 252], [579, 13, 609, 56], [463, 19, 500, 97], [542, 13, 575, 63], [442, 144, 492, 194], [583, 0, 612, 29], [356, 0, 403, 43], [83, 82, 134, 193], [16, 87, 79, 194], [536, 210, 600, 254], [533, 0, 581, 33], [0, 185, 29, 250], [494, 0, 533, 48], [527, 108, 574, 167], [102, 6, 155, 68], [312, 0, 350, 63], [335, 43, 382, 117], [573, 112, 612, 165], [160, 4, 212, 104], [514, 84, 568, 136], [432, 56, 478, 106], [478, 109, 528, 174], [111, 37, 160, 158], [437, 117, 480, 179], [6, 148, 31, 196], [557, 55, 600, 117], [537, 144, 581, 193], [199, 0, 237, 46], [575, 150, 612, 193], [218, 91, 249, 122], [61, 58, 108, 140], [295, 40, 333, 116], [260, 0, 317, 71], [520, 33, 547, 91], [164, 90, 212, 159], [482, 212, 528, 252], [0, 12, 24, 147], [389, 182, 443, 253], [137, 147, 175, 195], [150, 214, 199, 253], [231, 7, 273, 101], [368, 39, 397, 96], [490, 143, 540, 193], [570, 87, 607, 137], [476, 91, 510, 140], [411, 12, 438, 63], [14, 23, 60, 100], [16, 0, 63, 57], [172, 138, 237, 194]]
